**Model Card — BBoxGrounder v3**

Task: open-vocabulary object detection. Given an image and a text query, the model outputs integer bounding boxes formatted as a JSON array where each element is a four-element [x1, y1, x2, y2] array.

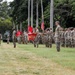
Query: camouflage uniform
[[44, 33, 49, 47], [46, 30, 53, 48], [65, 29, 71, 47], [60, 28, 65, 47], [50, 29, 53, 47], [17, 35, 21, 44], [72, 28, 75, 47], [21, 33, 25, 44], [12, 29, 16, 48], [23, 31, 28, 44], [41, 33, 46, 44], [55, 25, 61, 52], [70, 30, 73, 47], [64, 30, 67, 47], [33, 33, 41, 48]]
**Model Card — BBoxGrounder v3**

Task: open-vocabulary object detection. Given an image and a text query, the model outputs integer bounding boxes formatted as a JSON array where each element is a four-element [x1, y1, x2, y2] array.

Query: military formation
[[5, 25, 75, 52], [33, 21, 75, 52], [0, 21, 75, 52], [60, 27, 75, 48]]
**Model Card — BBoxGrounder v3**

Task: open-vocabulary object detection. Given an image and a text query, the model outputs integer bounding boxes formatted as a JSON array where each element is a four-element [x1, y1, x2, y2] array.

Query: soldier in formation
[[45, 28, 53, 48], [23, 30, 28, 44], [58, 27, 75, 48], [64, 27, 75, 48], [60, 28, 65, 47], [72, 28, 75, 47], [12, 29, 16, 48], [38, 27, 75, 49]]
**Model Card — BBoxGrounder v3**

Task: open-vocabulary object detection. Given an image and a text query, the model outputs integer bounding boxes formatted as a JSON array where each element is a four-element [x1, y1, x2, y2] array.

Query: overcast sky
[[3, 0, 13, 2]]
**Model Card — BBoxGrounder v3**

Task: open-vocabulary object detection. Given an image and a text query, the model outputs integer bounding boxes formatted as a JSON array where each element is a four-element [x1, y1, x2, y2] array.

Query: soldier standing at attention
[[72, 28, 75, 47], [12, 29, 16, 48], [54, 21, 61, 52], [60, 28, 65, 47]]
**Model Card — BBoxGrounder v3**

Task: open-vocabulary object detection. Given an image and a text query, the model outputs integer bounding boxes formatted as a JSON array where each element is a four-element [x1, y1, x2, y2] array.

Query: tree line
[[0, 0, 75, 33], [0, 0, 12, 34]]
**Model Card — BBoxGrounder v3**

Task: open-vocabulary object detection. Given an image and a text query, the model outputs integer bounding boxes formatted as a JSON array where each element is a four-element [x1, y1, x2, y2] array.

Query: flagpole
[[41, 0, 44, 32], [28, 0, 30, 26], [20, 22, 22, 31], [36, 0, 39, 27], [50, 0, 54, 31], [31, 0, 33, 27], [41, 0, 44, 20]]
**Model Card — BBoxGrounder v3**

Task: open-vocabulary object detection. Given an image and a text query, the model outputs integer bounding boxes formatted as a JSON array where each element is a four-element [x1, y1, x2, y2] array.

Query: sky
[[3, 0, 13, 2]]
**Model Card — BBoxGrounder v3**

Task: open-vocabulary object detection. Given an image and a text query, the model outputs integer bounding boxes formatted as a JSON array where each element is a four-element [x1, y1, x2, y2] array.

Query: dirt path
[[0, 43, 75, 75]]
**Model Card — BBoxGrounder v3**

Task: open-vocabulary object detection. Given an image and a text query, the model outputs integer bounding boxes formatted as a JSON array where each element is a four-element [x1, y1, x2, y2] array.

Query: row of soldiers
[[1, 23, 74, 51], [12, 29, 28, 48], [60, 27, 75, 48], [15, 26, 75, 50]]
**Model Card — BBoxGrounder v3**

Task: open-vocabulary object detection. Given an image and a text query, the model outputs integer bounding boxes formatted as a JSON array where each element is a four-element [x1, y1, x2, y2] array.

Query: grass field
[[0, 42, 75, 75]]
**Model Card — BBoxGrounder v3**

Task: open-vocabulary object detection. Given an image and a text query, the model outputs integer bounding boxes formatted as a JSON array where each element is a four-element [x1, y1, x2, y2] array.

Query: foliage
[[10, 0, 75, 30], [0, 18, 12, 34], [0, 1, 12, 34]]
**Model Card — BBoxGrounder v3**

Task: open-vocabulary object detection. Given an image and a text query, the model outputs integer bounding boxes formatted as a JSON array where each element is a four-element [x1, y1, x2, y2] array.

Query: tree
[[0, 1, 12, 33], [10, 0, 75, 31]]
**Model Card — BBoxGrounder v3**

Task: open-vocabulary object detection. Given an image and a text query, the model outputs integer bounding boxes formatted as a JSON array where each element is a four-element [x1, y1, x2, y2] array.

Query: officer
[[54, 21, 61, 52]]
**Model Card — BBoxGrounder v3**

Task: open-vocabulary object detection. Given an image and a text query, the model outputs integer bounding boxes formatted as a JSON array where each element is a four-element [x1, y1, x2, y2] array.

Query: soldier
[[50, 28, 53, 47], [12, 29, 16, 48], [46, 28, 53, 48], [64, 28, 68, 47], [60, 28, 65, 47], [23, 30, 28, 44], [54, 21, 61, 52], [65, 28, 71, 47], [33, 33, 41, 48], [41, 33, 46, 44], [72, 28, 75, 47], [21, 32, 25, 44], [70, 28, 74, 47]]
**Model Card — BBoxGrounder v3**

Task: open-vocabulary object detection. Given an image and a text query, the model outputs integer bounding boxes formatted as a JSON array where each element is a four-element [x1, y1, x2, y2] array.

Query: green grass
[[0, 43, 75, 75], [18, 44, 75, 70]]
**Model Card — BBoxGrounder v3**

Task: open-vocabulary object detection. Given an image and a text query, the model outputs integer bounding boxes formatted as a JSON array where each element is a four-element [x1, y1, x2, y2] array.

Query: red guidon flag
[[41, 19, 45, 30], [28, 25, 33, 33]]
